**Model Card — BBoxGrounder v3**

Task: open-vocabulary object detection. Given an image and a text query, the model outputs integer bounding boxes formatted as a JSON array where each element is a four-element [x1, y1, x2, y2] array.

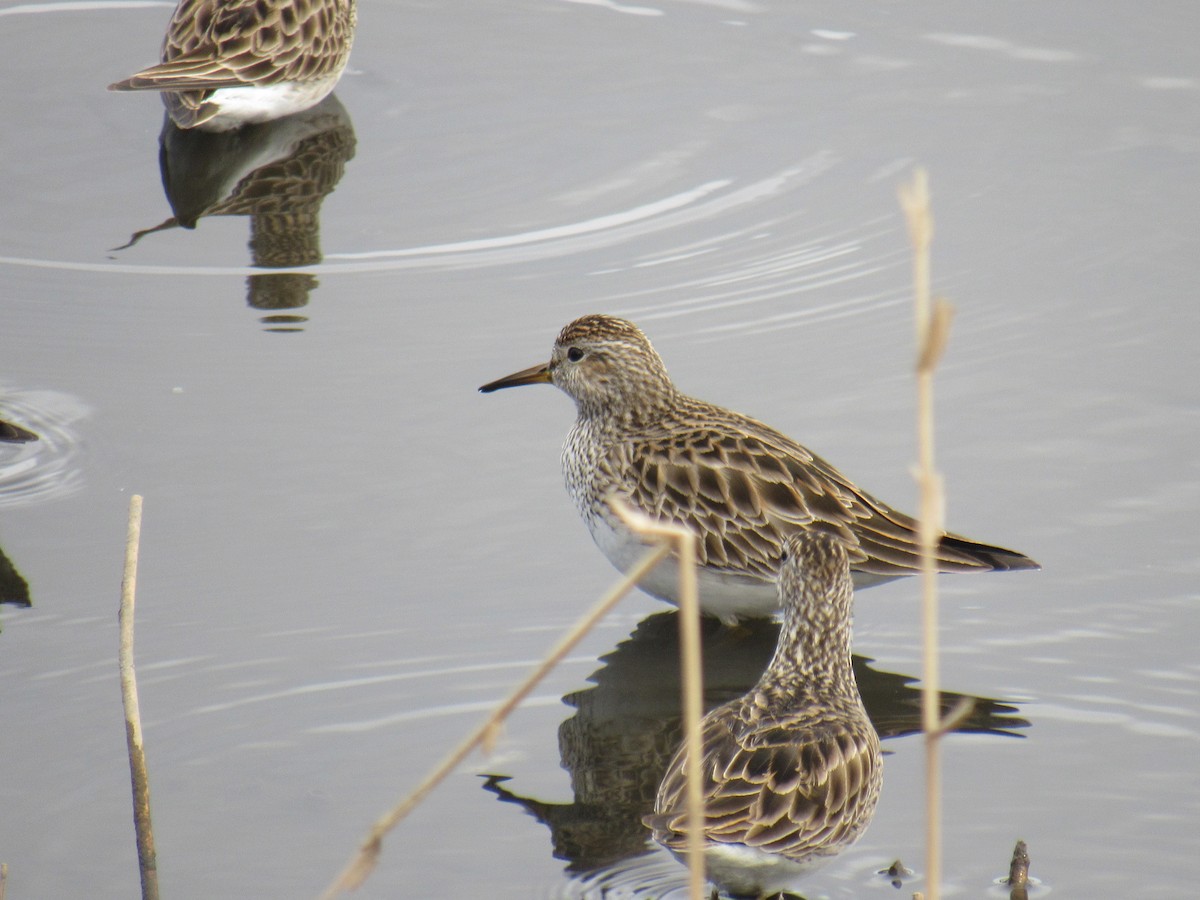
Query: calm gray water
[[2, 1, 1197, 898]]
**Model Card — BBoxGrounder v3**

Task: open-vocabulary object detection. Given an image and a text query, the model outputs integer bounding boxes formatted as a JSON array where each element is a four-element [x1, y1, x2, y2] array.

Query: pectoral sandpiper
[[109, 0, 357, 132], [480, 314, 1036, 621], [648, 532, 882, 896]]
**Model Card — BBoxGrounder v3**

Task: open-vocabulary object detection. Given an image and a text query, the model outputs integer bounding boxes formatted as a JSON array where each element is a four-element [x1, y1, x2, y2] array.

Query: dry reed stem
[[319, 539, 673, 899], [119, 495, 159, 900], [899, 169, 955, 900], [610, 498, 706, 900]]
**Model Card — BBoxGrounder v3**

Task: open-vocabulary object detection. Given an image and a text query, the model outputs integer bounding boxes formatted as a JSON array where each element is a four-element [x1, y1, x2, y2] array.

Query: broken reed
[[319, 499, 707, 900], [120, 494, 160, 900], [105, 464, 708, 900]]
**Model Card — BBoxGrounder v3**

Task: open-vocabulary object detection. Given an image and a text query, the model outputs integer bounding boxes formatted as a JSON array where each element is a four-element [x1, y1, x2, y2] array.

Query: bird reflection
[[0, 418, 38, 444], [1, 412, 36, 626], [0, 542, 31, 628], [648, 534, 880, 898], [482, 605, 1028, 889], [116, 94, 356, 330]]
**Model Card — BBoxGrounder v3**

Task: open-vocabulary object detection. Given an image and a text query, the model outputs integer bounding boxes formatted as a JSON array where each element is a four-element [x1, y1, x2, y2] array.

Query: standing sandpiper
[[109, 0, 357, 132], [648, 532, 882, 896], [480, 314, 1036, 621]]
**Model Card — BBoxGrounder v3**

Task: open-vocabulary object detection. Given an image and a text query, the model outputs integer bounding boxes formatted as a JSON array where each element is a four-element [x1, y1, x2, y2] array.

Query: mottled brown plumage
[[109, 0, 356, 130], [480, 313, 1038, 620], [648, 533, 881, 896]]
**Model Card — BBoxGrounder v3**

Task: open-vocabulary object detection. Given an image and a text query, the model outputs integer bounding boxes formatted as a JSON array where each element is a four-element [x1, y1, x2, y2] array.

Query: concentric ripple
[[0, 388, 88, 508], [551, 849, 693, 900]]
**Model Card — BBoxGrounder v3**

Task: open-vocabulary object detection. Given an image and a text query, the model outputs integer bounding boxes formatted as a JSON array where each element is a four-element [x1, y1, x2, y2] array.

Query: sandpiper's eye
[[567, 347, 584, 362]]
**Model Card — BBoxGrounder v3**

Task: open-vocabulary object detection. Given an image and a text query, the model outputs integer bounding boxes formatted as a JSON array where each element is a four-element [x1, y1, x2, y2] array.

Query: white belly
[[198, 78, 341, 131], [587, 511, 781, 622]]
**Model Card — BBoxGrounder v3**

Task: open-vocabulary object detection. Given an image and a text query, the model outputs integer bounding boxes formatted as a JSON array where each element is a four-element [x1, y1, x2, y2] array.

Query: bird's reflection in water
[[482, 608, 1028, 895], [648, 534, 880, 898], [117, 94, 356, 331], [0, 418, 38, 444], [1, 414, 35, 622], [0, 541, 31, 619]]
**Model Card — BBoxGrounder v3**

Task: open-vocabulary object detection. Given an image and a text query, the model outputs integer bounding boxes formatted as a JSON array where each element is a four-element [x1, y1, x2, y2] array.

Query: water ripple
[[611, 212, 908, 337], [0, 154, 839, 277], [551, 850, 691, 900], [0, 1, 171, 17], [554, 0, 664, 19], [310, 693, 566, 735], [0, 388, 88, 508]]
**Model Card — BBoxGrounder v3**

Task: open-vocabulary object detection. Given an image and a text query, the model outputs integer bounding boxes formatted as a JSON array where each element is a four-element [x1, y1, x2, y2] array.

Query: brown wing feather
[[109, 0, 354, 93], [624, 397, 1035, 580]]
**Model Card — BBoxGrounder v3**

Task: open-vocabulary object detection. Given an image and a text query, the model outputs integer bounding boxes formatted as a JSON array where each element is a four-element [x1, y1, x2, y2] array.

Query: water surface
[[1, 1, 1197, 897]]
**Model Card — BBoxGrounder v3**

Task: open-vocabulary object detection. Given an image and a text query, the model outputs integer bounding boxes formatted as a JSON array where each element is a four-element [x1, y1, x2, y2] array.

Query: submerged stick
[[319, 540, 672, 899], [611, 499, 705, 900], [899, 169, 955, 900], [119, 495, 159, 900], [1007, 839, 1030, 900]]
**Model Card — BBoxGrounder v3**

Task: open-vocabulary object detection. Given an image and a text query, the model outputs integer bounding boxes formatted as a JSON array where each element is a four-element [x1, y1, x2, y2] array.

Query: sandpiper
[[648, 532, 882, 896], [109, 0, 357, 132], [480, 313, 1037, 621]]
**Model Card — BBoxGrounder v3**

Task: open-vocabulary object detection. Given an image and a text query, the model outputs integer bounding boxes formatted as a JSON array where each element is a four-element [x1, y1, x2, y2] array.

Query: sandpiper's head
[[480, 314, 676, 418]]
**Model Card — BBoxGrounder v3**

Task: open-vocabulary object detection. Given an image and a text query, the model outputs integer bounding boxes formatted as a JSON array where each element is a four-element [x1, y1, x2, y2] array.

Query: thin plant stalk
[[1007, 839, 1031, 900], [119, 494, 160, 900], [899, 169, 955, 900], [611, 499, 706, 900], [319, 540, 673, 899]]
